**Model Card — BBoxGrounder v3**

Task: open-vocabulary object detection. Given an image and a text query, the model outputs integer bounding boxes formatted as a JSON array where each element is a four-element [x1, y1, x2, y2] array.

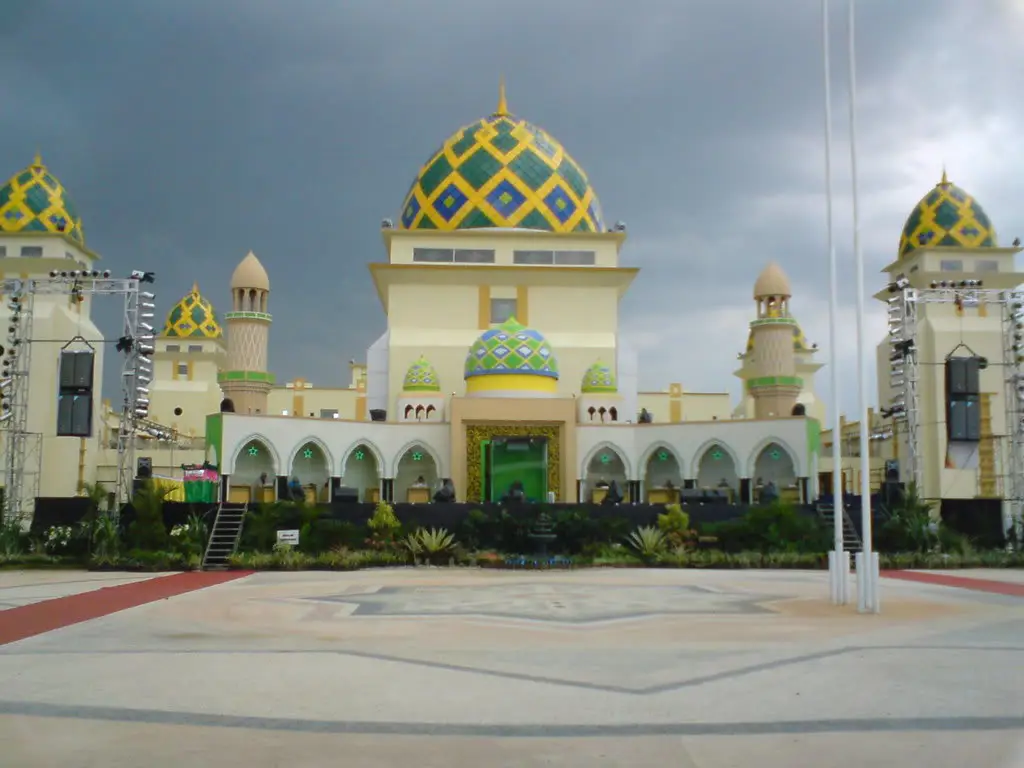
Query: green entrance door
[[485, 437, 548, 502]]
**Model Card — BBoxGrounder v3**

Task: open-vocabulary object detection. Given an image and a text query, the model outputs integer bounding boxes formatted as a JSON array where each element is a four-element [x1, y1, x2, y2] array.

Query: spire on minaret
[[940, 165, 949, 187], [31, 150, 43, 167], [495, 76, 509, 116]]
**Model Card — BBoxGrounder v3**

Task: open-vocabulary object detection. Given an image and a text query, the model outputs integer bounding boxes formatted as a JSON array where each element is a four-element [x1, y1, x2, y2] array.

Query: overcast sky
[[3, 0, 1023, 418]]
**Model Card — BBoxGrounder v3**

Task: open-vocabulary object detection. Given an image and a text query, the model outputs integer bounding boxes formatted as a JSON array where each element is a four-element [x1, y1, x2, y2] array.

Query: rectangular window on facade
[[187, 344, 203, 353], [453, 249, 495, 264], [513, 250, 554, 265], [940, 259, 964, 271], [20, 246, 43, 257], [412, 248, 454, 263], [976, 259, 1000, 272], [0, 246, 6, 258], [177, 363, 189, 376], [490, 297, 517, 324], [554, 250, 596, 265], [165, 345, 180, 352], [320, 409, 339, 419]]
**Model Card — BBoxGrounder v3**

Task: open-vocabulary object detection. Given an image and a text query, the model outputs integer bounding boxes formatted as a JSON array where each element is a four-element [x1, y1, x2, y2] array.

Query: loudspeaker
[[884, 459, 899, 483], [369, 409, 386, 422], [948, 396, 981, 441], [946, 357, 980, 397], [58, 350, 95, 390], [137, 456, 152, 479], [332, 485, 359, 503], [56, 393, 93, 437]]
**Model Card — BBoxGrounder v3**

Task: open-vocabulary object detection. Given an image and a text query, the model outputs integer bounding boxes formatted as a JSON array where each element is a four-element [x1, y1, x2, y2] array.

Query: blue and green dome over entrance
[[403, 355, 441, 392], [162, 282, 223, 338], [399, 82, 604, 233], [0, 153, 85, 245], [464, 317, 559, 380], [898, 171, 997, 259], [581, 361, 617, 394]]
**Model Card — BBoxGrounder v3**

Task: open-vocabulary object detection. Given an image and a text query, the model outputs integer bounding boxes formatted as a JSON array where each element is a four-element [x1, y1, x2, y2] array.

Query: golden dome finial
[[496, 76, 509, 116], [31, 150, 43, 167], [940, 165, 949, 187], [191, 280, 200, 294]]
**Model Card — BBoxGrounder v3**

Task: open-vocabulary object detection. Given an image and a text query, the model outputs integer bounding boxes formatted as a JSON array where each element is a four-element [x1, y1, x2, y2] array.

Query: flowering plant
[[44, 525, 74, 554]]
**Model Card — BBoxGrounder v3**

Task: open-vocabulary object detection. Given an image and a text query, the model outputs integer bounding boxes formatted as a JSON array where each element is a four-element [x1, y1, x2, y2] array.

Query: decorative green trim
[[205, 413, 223, 466], [806, 417, 821, 456], [218, 370, 276, 384], [749, 318, 798, 328], [748, 376, 803, 389], [223, 311, 273, 322]]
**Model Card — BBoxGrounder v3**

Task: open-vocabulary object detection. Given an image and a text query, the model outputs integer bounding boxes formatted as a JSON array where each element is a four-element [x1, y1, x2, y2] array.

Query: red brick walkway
[[0, 571, 251, 646], [884, 570, 1024, 597]]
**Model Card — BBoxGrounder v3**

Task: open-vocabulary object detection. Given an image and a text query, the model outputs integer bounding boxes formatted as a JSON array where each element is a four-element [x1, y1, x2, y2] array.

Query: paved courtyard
[[1, 567, 1023, 766]]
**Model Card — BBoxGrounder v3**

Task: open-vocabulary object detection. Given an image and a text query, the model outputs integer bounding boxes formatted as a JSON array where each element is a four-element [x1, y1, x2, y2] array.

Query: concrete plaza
[[1, 567, 1023, 767]]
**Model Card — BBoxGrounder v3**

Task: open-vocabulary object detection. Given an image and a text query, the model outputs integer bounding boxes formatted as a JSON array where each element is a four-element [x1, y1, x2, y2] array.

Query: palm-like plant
[[405, 527, 456, 564], [626, 525, 667, 560]]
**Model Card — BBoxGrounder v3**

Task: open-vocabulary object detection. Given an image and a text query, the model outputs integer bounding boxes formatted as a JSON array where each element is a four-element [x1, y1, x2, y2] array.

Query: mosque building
[[0, 82, 1017, 520]]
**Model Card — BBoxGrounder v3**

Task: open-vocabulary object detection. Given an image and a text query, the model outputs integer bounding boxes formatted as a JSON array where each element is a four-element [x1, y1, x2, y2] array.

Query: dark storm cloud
[[2, 0, 1021, 413]]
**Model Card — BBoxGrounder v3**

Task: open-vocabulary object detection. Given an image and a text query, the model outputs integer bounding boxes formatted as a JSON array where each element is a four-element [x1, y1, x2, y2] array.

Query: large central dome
[[399, 83, 604, 233]]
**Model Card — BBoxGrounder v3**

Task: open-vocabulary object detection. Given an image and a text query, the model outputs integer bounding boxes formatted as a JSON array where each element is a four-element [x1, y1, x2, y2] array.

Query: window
[[165, 345, 180, 352], [940, 259, 963, 271], [453, 249, 495, 264], [554, 250, 596, 265], [0, 246, 6, 258], [412, 248, 454, 263], [514, 250, 554, 265], [187, 344, 203, 353], [176, 363, 189, 376], [20, 246, 43, 257], [976, 259, 999, 273], [490, 298, 517, 323], [320, 409, 339, 419]]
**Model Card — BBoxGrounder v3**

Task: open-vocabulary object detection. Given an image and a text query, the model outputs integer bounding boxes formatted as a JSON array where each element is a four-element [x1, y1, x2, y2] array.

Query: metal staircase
[[816, 500, 861, 552], [201, 502, 248, 570]]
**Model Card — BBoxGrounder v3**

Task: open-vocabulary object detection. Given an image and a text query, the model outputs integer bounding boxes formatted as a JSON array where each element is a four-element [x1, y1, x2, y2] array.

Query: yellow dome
[[0, 153, 85, 245], [898, 171, 997, 259], [398, 81, 604, 233], [162, 282, 223, 339]]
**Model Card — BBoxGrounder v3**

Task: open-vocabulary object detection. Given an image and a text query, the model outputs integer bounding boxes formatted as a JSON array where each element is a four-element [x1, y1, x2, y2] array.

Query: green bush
[[127, 481, 171, 551]]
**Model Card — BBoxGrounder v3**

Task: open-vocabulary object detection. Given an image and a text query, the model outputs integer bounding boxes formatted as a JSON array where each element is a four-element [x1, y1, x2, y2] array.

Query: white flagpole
[[821, 0, 847, 604], [847, 0, 879, 613]]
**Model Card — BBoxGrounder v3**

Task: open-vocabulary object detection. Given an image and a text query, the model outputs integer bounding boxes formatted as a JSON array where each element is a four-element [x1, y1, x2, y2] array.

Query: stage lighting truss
[[0, 273, 155, 522], [1003, 296, 1024, 538], [884, 275, 921, 490]]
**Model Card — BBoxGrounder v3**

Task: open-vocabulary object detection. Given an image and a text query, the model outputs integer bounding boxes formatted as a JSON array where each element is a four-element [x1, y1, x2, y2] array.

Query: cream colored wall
[[268, 386, 363, 420], [385, 230, 623, 267], [637, 390, 732, 423], [149, 337, 225, 438], [0, 238, 106, 504]]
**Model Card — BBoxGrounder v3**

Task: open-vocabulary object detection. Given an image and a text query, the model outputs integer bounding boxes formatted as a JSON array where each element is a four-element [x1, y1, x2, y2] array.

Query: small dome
[[403, 355, 441, 392], [399, 81, 603, 233], [162, 282, 223, 338], [231, 251, 270, 290], [581, 361, 617, 394], [754, 261, 791, 298], [898, 171, 997, 259], [465, 316, 558, 380], [0, 153, 85, 245]]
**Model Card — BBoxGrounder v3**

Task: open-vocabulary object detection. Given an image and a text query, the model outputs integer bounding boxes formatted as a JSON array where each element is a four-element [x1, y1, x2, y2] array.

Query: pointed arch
[[338, 438, 385, 476], [688, 439, 741, 478], [285, 435, 335, 471], [637, 441, 682, 471], [746, 436, 801, 478], [228, 433, 280, 475], [579, 441, 633, 479], [391, 439, 445, 477]]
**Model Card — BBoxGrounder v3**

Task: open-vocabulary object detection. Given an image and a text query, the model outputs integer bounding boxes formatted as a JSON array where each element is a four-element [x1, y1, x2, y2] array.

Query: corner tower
[[220, 251, 273, 414], [746, 262, 802, 419]]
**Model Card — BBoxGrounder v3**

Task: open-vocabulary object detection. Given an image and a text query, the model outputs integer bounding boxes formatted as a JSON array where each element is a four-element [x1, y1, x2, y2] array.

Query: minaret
[[748, 262, 803, 419], [220, 251, 273, 415]]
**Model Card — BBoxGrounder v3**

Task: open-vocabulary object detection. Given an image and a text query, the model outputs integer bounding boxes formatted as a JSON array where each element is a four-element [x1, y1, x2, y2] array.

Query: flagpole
[[847, 0, 879, 613], [821, 0, 847, 604]]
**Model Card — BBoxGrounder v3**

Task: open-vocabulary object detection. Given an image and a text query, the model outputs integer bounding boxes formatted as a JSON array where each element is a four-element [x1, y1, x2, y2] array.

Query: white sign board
[[276, 529, 300, 546]]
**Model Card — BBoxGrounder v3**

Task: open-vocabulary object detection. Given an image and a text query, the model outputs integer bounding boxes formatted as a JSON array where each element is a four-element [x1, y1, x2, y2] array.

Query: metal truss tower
[[1002, 294, 1024, 539], [0, 273, 155, 522]]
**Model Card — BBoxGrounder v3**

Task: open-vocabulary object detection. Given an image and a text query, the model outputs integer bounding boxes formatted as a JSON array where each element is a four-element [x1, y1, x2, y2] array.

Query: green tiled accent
[[458, 148, 503, 190], [898, 175, 997, 259], [217, 370, 276, 384], [0, 156, 85, 244], [508, 148, 554, 191], [205, 413, 223, 471], [464, 317, 558, 380], [223, 311, 272, 321], [418, 153, 453, 198], [748, 376, 804, 389]]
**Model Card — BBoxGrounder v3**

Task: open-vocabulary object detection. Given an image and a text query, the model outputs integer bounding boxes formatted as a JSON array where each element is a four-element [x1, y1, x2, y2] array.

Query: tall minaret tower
[[747, 262, 802, 419], [220, 251, 273, 415]]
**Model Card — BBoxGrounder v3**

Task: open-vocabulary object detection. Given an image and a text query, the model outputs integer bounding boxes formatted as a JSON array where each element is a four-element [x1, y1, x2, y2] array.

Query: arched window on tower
[[415, 405, 425, 420], [426, 405, 436, 419], [598, 406, 607, 422], [587, 406, 596, 421], [404, 404, 414, 420], [609, 406, 618, 422]]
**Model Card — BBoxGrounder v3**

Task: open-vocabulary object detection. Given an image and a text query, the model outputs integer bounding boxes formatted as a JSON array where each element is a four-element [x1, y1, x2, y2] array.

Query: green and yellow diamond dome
[[581, 360, 617, 394], [399, 82, 604, 233], [464, 316, 559, 395], [403, 355, 441, 393], [0, 153, 85, 245], [898, 171, 997, 259], [162, 282, 223, 339]]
